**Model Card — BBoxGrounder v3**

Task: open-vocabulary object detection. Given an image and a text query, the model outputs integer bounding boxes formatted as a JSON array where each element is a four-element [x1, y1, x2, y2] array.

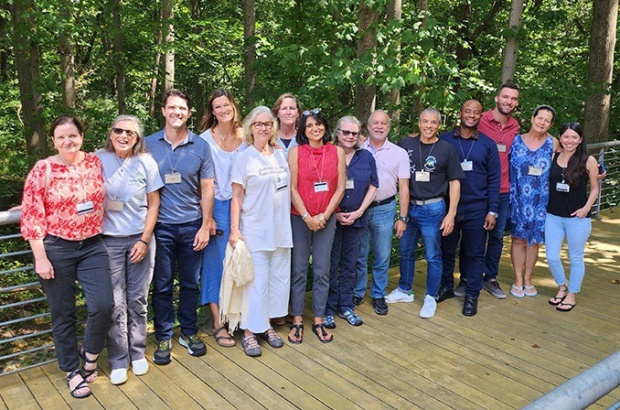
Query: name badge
[[528, 166, 543, 176], [345, 179, 355, 190], [165, 172, 182, 184], [556, 182, 570, 193], [415, 171, 430, 182], [77, 201, 94, 215], [314, 181, 329, 192], [107, 200, 124, 212], [275, 178, 288, 192], [497, 143, 507, 153], [461, 161, 473, 171]]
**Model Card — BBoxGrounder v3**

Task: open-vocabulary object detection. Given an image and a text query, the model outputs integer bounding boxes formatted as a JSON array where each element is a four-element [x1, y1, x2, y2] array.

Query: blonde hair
[[242, 106, 278, 146]]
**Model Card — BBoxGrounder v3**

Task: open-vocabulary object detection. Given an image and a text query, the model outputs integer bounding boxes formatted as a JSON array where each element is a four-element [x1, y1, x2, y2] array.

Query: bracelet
[[138, 239, 149, 246], [301, 212, 310, 221]]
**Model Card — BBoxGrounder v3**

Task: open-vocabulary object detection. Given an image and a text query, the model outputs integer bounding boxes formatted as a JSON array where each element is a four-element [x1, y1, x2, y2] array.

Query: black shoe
[[462, 296, 478, 317], [352, 295, 364, 307], [437, 285, 455, 303], [153, 339, 172, 365], [372, 297, 389, 315]]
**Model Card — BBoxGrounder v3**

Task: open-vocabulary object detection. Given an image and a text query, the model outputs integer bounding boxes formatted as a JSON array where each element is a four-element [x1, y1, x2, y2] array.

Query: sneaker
[[454, 280, 467, 298], [385, 288, 414, 303], [179, 334, 207, 357], [372, 297, 389, 315], [437, 285, 455, 303], [242, 334, 262, 357], [483, 280, 507, 299], [109, 368, 128, 385], [352, 295, 364, 307], [131, 358, 149, 376], [419, 294, 437, 319], [338, 308, 363, 326], [324, 314, 336, 329], [260, 328, 284, 348], [153, 339, 172, 365]]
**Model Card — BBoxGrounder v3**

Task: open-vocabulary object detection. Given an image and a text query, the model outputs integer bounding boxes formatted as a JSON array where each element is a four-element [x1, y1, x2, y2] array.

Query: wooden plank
[[0, 373, 39, 410], [39, 363, 104, 410], [19, 366, 70, 410]]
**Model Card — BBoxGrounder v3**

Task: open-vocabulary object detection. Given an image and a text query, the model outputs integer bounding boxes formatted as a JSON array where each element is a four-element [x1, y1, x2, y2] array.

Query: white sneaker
[[131, 358, 149, 376], [110, 368, 128, 385], [385, 288, 414, 303], [419, 294, 437, 319]]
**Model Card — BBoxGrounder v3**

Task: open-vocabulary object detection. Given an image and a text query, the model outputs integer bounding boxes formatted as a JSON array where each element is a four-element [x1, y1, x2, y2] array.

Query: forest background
[[0, 0, 618, 208]]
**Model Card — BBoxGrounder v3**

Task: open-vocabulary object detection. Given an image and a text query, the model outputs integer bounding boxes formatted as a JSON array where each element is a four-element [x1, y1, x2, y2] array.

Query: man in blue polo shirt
[[146, 89, 215, 364], [437, 99, 500, 316]]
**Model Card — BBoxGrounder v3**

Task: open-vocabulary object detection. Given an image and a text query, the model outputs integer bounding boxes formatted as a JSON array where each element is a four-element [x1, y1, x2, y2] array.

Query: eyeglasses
[[338, 129, 360, 137], [252, 121, 273, 129], [302, 108, 321, 116], [111, 128, 138, 138]]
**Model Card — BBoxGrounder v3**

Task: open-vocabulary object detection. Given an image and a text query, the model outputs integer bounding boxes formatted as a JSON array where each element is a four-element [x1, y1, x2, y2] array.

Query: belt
[[46, 234, 102, 250], [411, 197, 443, 206], [368, 195, 395, 208]]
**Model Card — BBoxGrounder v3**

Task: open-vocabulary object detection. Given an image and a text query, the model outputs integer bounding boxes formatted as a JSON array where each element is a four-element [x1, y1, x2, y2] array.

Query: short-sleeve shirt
[[145, 129, 214, 224], [478, 109, 519, 194], [340, 149, 379, 228], [397, 136, 464, 200], [361, 138, 410, 201], [232, 146, 293, 252], [97, 150, 164, 236], [199, 129, 246, 201]]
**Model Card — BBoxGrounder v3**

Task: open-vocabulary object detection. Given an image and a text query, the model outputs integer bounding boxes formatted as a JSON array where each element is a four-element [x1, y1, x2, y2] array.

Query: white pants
[[241, 247, 291, 333]]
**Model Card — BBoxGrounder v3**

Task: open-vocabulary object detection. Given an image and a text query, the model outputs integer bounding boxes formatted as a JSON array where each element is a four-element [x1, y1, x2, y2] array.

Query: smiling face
[[460, 100, 483, 130], [52, 122, 84, 160], [367, 111, 391, 142], [337, 121, 361, 151], [418, 112, 440, 142], [559, 128, 582, 153], [212, 95, 235, 125], [530, 109, 554, 135], [110, 120, 139, 157], [495, 87, 519, 116], [304, 116, 326, 146], [277, 97, 299, 129], [162, 96, 190, 130], [251, 113, 274, 146]]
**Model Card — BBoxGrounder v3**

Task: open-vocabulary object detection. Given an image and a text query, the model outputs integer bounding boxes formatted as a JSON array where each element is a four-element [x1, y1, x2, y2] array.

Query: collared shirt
[[439, 128, 500, 213], [361, 138, 410, 201], [276, 136, 298, 158], [339, 148, 379, 228], [477, 109, 519, 193], [145, 129, 214, 224]]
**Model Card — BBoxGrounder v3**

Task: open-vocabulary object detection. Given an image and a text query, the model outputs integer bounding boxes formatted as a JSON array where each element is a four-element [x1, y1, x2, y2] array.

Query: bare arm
[[572, 156, 600, 218], [322, 146, 346, 220], [29, 239, 54, 280], [394, 178, 410, 239], [129, 190, 160, 263], [194, 178, 215, 251], [228, 182, 244, 248], [441, 179, 460, 236]]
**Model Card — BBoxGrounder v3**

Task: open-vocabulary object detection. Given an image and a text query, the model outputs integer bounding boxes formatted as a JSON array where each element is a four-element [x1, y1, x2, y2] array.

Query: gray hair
[[242, 106, 278, 146], [334, 115, 362, 147], [419, 107, 442, 124], [105, 115, 145, 156], [367, 109, 391, 126]]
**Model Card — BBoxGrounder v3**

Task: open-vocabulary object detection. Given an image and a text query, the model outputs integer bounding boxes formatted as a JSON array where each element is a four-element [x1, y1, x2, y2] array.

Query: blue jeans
[[327, 224, 363, 314], [200, 199, 230, 306], [482, 192, 510, 281], [152, 220, 203, 341], [441, 207, 487, 298], [398, 200, 445, 297], [353, 200, 396, 299], [544, 213, 591, 293]]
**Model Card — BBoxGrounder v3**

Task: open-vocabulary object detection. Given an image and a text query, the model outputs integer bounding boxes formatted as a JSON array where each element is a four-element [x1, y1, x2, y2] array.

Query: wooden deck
[[2, 210, 620, 409]]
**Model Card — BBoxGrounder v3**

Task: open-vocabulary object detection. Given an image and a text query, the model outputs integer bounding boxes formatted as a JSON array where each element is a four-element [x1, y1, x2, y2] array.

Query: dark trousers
[[441, 208, 488, 298], [327, 224, 363, 314], [152, 220, 202, 341], [40, 235, 114, 372]]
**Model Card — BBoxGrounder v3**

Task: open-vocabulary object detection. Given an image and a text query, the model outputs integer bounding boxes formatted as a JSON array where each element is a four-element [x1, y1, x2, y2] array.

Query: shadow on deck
[[2, 210, 620, 409]]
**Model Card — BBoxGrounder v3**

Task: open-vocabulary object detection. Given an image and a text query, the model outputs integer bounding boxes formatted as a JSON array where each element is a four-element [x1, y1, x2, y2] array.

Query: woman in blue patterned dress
[[509, 105, 559, 298]]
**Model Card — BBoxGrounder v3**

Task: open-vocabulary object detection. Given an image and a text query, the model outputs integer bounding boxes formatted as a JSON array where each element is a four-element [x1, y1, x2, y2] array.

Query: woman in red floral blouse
[[21, 115, 114, 399]]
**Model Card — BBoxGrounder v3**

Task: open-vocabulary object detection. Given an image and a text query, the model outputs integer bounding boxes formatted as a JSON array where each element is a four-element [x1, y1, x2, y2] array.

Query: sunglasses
[[111, 127, 138, 138], [302, 108, 321, 116], [338, 129, 360, 137]]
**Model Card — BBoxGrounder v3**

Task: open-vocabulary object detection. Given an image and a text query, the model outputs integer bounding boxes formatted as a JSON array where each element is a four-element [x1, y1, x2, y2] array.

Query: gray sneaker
[[153, 339, 172, 365], [454, 280, 467, 298], [483, 280, 507, 299], [179, 333, 207, 357]]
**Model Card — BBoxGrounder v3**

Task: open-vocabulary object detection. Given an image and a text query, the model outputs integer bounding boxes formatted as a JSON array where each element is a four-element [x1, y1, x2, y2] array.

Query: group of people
[[20, 83, 599, 399]]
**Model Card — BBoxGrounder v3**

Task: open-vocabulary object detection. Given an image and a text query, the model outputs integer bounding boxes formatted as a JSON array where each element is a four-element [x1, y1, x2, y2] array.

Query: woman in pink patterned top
[[21, 115, 114, 399]]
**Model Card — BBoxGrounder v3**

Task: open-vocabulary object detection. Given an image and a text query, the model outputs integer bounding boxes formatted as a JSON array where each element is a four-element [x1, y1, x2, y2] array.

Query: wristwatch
[[397, 215, 409, 223], [488, 211, 499, 218]]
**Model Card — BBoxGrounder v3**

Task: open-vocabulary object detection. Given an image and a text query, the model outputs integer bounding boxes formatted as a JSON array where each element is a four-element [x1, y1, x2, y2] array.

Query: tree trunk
[[12, 0, 46, 161], [355, 0, 378, 126], [243, 0, 256, 107], [112, 0, 125, 114], [191, 0, 203, 118], [0, 2, 10, 82], [162, 0, 175, 96], [385, 0, 402, 129], [501, 0, 523, 83], [149, 6, 164, 118], [583, 0, 618, 143], [58, 0, 75, 111], [412, 0, 428, 123]]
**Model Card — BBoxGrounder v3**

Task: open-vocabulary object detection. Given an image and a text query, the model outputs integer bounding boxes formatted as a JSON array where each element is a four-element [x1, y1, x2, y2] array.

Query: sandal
[[524, 285, 538, 297], [548, 287, 568, 306], [213, 325, 236, 348], [311, 323, 333, 344], [510, 284, 525, 298], [271, 317, 287, 326], [66, 369, 91, 399], [79, 346, 98, 383], [261, 327, 284, 348], [241, 334, 262, 357], [556, 301, 576, 312], [288, 323, 304, 345]]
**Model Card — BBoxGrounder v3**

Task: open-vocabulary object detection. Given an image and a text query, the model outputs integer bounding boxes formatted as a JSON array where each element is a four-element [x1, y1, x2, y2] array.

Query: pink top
[[292, 143, 338, 216], [21, 153, 105, 241], [478, 109, 520, 193]]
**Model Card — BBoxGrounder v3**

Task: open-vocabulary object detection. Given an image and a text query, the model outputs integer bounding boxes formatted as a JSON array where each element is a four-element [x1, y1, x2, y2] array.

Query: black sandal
[[66, 369, 91, 399], [79, 346, 99, 383], [288, 323, 304, 345], [548, 287, 568, 306], [312, 323, 333, 344]]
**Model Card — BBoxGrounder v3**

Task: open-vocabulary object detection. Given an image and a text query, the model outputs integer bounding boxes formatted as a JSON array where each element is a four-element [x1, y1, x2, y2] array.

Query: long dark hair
[[296, 109, 331, 145], [199, 88, 241, 132], [559, 122, 588, 186]]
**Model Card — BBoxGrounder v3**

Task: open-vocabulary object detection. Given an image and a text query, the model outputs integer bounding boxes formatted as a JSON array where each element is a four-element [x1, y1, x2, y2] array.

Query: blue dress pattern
[[509, 134, 554, 245]]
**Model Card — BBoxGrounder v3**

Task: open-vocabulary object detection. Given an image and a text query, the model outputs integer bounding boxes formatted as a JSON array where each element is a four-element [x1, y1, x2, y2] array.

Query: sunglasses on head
[[302, 108, 321, 116]]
